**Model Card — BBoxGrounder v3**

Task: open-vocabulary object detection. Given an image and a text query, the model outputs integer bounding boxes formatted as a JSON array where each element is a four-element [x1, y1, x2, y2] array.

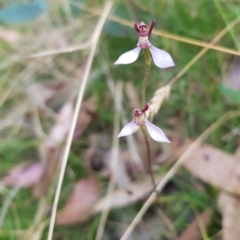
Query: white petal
[[144, 119, 170, 143], [114, 47, 141, 65], [149, 46, 175, 68], [118, 121, 136, 138]]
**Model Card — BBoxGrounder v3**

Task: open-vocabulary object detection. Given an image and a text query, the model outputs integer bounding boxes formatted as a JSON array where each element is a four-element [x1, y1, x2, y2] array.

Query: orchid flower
[[114, 20, 175, 68], [118, 103, 170, 143]]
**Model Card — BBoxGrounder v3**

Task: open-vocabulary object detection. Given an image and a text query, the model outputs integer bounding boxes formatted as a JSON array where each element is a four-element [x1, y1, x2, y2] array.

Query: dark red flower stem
[[141, 126, 156, 190]]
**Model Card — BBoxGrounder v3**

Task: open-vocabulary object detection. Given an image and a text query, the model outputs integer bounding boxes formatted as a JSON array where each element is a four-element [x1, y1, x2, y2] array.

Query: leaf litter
[[217, 147, 240, 240], [0, 161, 44, 188], [34, 99, 96, 197], [171, 134, 240, 239], [1, 1, 239, 239], [171, 135, 240, 195], [56, 175, 163, 225], [56, 176, 100, 225]]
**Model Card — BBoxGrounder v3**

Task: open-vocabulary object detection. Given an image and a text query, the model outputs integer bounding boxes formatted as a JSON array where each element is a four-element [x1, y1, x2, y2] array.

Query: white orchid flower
[[114, 20, 175, 68], [118, 103, 170, 143]]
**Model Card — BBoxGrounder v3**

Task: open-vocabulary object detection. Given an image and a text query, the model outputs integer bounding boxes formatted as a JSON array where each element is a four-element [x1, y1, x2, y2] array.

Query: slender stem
[[141, 48, 151, 108], [120, 110, 240, 240], [140, 126, 156, 189], [47, 2, 113, 240]]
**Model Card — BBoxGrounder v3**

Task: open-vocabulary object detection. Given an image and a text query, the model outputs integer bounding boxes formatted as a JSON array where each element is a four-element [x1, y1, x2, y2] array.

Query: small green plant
[[115, 20, 175, 188]]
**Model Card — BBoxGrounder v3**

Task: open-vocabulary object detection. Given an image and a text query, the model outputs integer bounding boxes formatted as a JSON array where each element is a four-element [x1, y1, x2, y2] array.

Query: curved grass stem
[[47, 2, 114, 240]]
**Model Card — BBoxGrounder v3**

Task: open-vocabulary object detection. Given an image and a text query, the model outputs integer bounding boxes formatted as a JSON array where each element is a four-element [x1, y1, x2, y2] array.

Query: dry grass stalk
[[29, 42, 91, 58], [168, 15, 240, 87], [157, 208, 177, 238], [147, 15, 240, 120], [0, 185, 20, 228], [47, 2, 114, 239], [71, 2, 240, 56]]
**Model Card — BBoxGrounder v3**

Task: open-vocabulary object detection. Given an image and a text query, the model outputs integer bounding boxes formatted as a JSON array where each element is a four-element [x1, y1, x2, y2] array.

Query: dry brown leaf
[[176, 208, 212, 240], [73, 98, 96, 140], [1, 161, 44, 188], [57, 175, 163, 225], [34, 99, 94, 198], [216, 147, 240, 240], [171, 138, 240, 195], [44, 102, 73, 149], [93, 176, 163, 214], [218, 193, 240, 240], [34, 101, 74, 197], [56, 176, 100, 225]]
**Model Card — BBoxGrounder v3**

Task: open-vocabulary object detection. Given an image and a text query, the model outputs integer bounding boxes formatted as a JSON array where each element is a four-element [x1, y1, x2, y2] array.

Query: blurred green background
[[0, 0, 240, 239]]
